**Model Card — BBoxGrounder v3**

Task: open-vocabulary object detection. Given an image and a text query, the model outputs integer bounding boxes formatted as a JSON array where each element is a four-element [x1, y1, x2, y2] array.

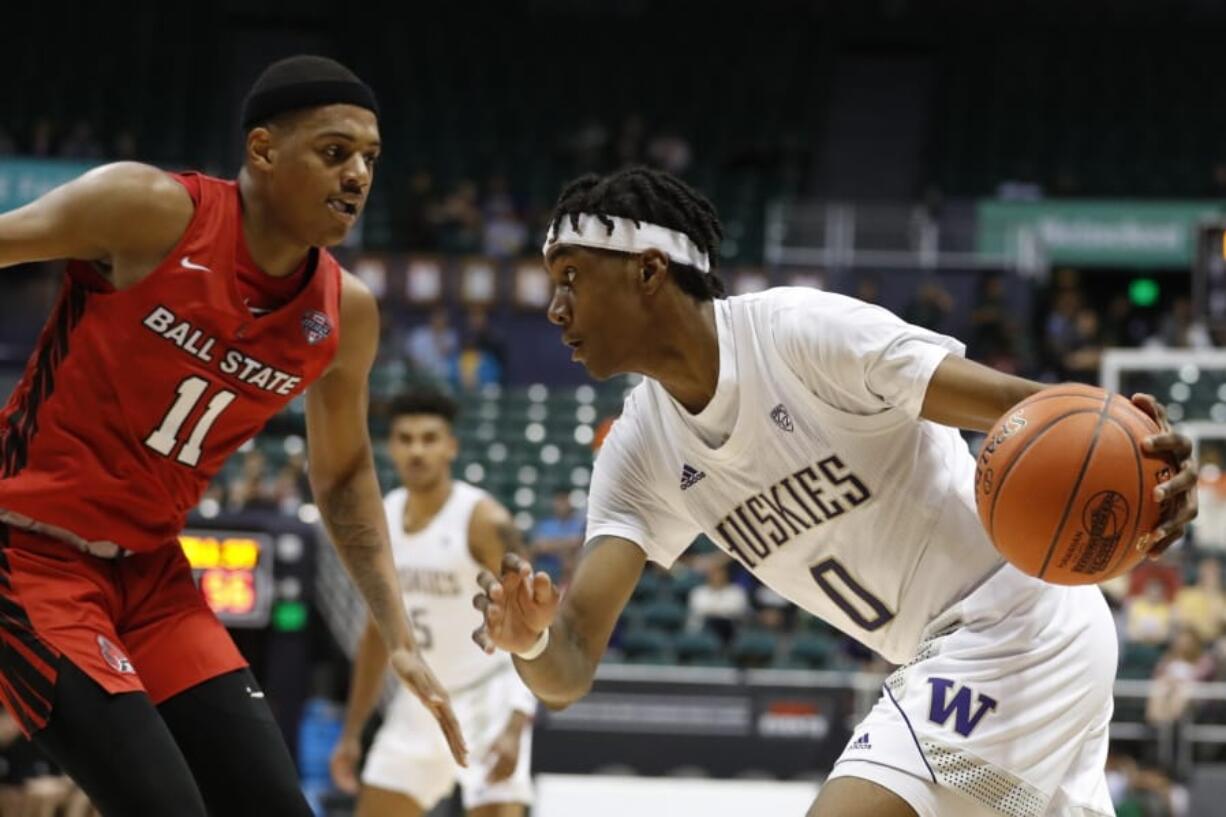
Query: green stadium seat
[[620, 628, 674, 663], [730, 629, 778, 669], [642, 599, 688, 633], [1118, 642, 1164, 680], [668, 568, 705, 601], [618, 600, 647, 630], [786, 634, 835, 669], [631, 570, 667, 602], [674, 630, 723, 665]]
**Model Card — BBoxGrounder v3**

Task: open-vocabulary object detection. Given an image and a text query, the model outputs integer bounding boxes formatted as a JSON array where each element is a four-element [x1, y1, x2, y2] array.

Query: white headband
[[542, 212, 711, 273]]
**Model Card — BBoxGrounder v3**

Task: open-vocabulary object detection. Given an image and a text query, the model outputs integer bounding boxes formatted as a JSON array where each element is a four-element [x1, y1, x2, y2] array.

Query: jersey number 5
[[145, 376, 237, 467]]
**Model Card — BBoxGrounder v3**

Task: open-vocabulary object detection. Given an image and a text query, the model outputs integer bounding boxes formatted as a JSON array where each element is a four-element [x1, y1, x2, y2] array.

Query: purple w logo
[[927, 678, 998, 738]]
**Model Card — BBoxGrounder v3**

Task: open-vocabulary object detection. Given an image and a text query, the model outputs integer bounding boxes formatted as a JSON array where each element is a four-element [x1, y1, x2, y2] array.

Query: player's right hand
[[390, 647, 468, 767], [472, 553, 560, 655], [329, 735, 362, 795]]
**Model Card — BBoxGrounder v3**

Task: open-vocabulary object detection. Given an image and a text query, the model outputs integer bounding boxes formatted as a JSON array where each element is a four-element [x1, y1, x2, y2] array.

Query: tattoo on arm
[[495, 520, 525, 557], [319, 471, 402, 638]]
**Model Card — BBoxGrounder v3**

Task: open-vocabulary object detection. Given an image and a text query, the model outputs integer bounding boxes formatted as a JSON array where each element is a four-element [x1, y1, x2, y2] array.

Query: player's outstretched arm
[[922, 356, 1198, 555], [473, 536, 645, 709], [330, 615, 389, 794], [307, 272, 467, 765], [0, 162, 191, 276], [920, 355, 1044, 433]]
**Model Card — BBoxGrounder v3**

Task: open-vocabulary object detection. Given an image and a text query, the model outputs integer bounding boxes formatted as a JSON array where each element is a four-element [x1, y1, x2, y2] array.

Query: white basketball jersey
[[586, 288, 1007, 663], [385, 481, 515, 690]]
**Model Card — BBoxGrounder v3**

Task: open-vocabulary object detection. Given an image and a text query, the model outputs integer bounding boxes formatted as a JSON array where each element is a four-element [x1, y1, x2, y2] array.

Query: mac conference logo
[[301, 310, 332, 345]]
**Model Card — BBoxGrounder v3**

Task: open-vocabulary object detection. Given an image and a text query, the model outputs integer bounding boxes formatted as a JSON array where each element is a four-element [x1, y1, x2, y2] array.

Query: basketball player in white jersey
[[471, 168, 1199, 817], [332, 388, 535, 817]]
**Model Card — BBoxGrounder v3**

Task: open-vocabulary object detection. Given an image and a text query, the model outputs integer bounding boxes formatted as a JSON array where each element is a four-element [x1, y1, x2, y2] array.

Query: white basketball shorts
[[362, 667, 534, 810], [827, 565, 1117, 817]]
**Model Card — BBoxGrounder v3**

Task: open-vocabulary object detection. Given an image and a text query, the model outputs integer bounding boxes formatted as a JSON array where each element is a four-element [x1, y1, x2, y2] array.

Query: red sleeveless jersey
[[0, 173, 342, 553]]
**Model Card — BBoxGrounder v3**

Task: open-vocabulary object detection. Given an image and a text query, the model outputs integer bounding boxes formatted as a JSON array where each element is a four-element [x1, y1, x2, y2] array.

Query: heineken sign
[[977, 200, 1226, 268]]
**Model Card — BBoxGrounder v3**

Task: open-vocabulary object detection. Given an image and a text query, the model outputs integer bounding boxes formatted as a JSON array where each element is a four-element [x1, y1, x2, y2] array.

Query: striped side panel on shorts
[[0, 523, 61, 734]]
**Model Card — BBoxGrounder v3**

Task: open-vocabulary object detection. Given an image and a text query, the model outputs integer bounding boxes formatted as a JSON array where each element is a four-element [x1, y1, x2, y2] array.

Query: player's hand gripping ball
[[975, 385, 1197, 585]]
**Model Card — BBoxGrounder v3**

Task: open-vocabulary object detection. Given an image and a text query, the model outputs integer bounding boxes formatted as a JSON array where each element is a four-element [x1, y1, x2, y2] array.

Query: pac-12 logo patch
[[97, 635, 135, 675], [770, 403, 794, 433], [301, 310, 332, 345]]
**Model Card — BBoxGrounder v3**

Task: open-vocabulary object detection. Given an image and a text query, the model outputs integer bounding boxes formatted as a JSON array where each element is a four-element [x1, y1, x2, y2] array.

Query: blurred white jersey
[[385, 481, 515, 690], [367, 482, 536, 808], [586, 287, 1007, 664]]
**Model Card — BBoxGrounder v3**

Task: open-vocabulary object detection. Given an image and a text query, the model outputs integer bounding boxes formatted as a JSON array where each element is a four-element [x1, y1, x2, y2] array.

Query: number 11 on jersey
[[145, 376, 237, 467]]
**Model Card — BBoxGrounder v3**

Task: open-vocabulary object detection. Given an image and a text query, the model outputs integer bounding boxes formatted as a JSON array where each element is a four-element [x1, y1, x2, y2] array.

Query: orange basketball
[[974, 384, 1174, 585]]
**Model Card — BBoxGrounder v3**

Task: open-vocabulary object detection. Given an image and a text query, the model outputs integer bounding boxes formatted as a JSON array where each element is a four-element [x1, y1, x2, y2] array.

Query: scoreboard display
[[179, 530, 275, 628]]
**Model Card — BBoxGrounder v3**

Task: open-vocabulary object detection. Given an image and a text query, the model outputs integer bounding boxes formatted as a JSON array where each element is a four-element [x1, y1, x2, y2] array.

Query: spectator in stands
[[564, 118, 610, 173], [1211, 161, 1226, 197], [272, 461, 306, 516], [615, 113, 646, 167], [404, 306, 457, 381], [1100, 573, 1130, 656], [852, 275, 880, 305], [751, 583, 793, 632], [646, 128, 692, 176], [112, 129, 138, 161], [1195, 454, 1226, 553], [403, 169, 442, 250], [1149, 296, 1211, 350], [481, 175, 528, 259], [199, 482, 225, 513], [1042, 285, 1081, 375], [27, 117, 55, 157], [450, 305, 505, 390], [1058, 308, 1104, 383], [904, 279, 954, 333], [1129, 558, 1183, 601], [0, 710, 97, 816], [530, 490, 586, 584], [1173, 557, 1225, 643], [226, 449, 276, 512], [463, 305, 507, 373], [1146, 628, 1214, 727], [969, 274, 1018, 371], [437, 179, 483, 253], [58, 120, 103, 159], [1100, 293, 1149, 349], [686, 560, 749, 644], [1105, 752, 1188, 817], [1127, 577, 1175, 647]]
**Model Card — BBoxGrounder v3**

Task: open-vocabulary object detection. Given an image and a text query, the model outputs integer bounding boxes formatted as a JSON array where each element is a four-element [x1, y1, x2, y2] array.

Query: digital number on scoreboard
[[179, 530, 275, 628]]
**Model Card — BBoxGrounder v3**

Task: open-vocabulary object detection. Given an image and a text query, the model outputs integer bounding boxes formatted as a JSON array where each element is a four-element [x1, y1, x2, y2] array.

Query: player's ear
[[638, 249, 669, 295], [245, 127, 275, 172]]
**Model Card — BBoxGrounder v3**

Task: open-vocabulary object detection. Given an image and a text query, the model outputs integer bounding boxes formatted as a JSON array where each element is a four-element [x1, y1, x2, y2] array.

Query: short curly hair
[[548, 167, 726, 302]]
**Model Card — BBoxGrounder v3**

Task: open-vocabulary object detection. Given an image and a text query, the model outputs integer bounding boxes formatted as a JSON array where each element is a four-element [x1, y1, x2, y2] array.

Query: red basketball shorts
[[0, 522, 247, 735]]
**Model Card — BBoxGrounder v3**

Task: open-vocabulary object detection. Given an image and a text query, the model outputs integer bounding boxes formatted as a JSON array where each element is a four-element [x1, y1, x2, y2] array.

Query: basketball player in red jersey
[[0, 56, 466, 815]]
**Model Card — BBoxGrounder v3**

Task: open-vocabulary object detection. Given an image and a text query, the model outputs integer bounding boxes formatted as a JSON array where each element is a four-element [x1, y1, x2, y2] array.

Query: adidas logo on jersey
[[850, 733, 871, 750], [680, 464, 706, 490], [770, 403, 794, 433]]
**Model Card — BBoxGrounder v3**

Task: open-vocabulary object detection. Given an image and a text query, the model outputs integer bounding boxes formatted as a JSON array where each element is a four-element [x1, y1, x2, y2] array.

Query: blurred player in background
[[474, 168, 1199, 817], [0, 55, 463, 816], [332, 387, 534, 817]]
